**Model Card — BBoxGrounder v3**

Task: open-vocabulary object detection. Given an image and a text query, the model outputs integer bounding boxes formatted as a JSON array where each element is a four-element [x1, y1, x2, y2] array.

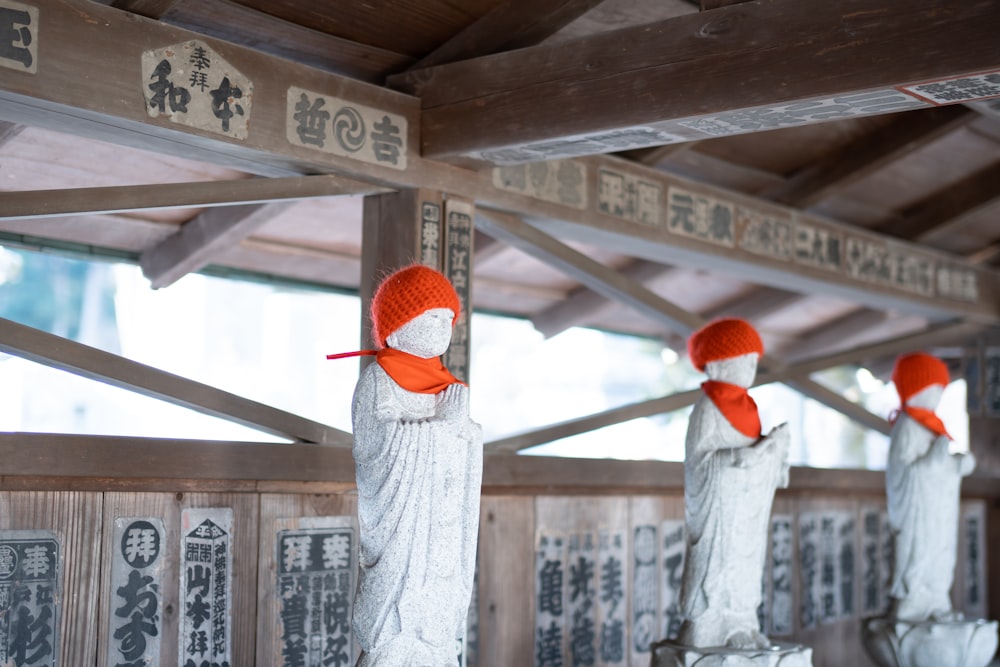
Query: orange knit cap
[[892, 352, 949, 404], [687, 318, 764, 371], [370, 265, 460, 348]]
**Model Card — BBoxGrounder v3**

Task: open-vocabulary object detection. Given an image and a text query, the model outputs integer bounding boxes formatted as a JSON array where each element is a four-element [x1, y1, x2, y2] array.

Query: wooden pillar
[[359, 190, 474, 380], [359, 188, 445, 349], [964, 335, 1000, 618]]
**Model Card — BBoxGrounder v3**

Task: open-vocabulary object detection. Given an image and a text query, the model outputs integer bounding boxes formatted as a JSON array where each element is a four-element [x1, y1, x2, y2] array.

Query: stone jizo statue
[[886, 352, 975, 623], [332, 265, 483, 667], [862, 352, 996, 667], [677, 318, 790, 650]]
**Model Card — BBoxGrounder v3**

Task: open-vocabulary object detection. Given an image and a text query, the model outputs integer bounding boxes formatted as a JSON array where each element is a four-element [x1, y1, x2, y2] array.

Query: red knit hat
[[688, 318, 764, 371], [892, 352, 949, 404], [370, 265, 460, 348]]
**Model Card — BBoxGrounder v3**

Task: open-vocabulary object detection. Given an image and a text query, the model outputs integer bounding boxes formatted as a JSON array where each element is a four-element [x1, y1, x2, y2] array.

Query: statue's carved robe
[[887, 415, 969, 622], [679, 395, 788, 648], [351, 362, 482, 666]]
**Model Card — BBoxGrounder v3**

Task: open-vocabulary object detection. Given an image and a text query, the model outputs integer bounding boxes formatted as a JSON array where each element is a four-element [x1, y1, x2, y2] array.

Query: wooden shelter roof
[[1, 0, 999, 383]]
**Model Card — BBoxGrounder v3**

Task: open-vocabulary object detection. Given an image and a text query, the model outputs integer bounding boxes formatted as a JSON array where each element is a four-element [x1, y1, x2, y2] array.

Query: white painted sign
[[769, 514, 794, 636], [0, 1, 37, 74], [597, 529, 626, 666], [679, 90, 924, 136], [738, 208, 793, 260], [275, 516, 356, 667], [286, 86, 408, 170], [179, 508, 233, 667], [566, 533, 598, 667], [142, 41, 253, 139], [493, 160, 587, 210], [631, 524, 657, 661], [900, 71, 1000, 106], [598, 168, 662, 226], [108, 518, 165, 667], [0, 530, 60, 667], [535, 533, 567, 667], [659, 520, 684, 641], [666, 187, 735, 247]]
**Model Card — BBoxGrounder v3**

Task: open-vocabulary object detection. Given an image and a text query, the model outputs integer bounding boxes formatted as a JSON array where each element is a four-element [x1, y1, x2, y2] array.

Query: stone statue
[[677, 318, 790, 650], [886, 352, 975, 623], [339, 265, 483, 667], [862, 352, 997, 667]]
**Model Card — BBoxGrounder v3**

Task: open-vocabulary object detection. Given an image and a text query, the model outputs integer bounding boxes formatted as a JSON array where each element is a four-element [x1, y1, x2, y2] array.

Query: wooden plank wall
[[0, 486, 992, 667]]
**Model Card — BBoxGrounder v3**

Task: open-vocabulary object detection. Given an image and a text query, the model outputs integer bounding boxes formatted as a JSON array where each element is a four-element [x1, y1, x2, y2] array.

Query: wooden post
[[965, 335, 999, 619], [359, 189, 444, 350]]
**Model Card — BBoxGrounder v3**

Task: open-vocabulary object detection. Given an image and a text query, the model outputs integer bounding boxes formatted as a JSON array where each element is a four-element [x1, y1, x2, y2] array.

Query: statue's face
[[386, 307, 455, 358], [705, 352, 758, 388], [907, 383, 944, 410]]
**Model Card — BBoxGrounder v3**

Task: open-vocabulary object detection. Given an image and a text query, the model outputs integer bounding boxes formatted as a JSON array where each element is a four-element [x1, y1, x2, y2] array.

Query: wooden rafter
[[779, 308, 891, 363], [140, 201, 294, 288], [392, 0, 1000, 160], [1, 0, 996, 326], [488, 319, 980, 451], [412, 0, 606, 69], [478, 209, 703, 336], [476, 209, 914, 449], [876, 160, 1000, 241], [0, 175, 386, 220], [530, 260, 677, 338], [0, 317, 351, 445], [761, 106, 976, 207]]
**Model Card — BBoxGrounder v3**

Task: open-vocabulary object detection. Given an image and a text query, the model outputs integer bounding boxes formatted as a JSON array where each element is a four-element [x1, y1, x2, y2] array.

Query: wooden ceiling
[[1, 0, 999, 379]]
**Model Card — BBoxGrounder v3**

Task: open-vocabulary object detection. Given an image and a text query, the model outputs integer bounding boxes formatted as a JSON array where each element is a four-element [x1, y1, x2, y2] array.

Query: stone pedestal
[[862, 617, 998, 667], [650, 640, 813, 667]]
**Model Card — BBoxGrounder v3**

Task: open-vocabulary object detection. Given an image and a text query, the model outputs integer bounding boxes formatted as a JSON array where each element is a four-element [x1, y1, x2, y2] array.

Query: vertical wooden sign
[[658, 520, 684, 641], [597, 528, 626, 667], [0, 530, 61, 667], [443, 197, 475, 383], [535, 533, 566, 667], [179, 508, 233, 667], [274, 516, 356, 667], [770, 514, 794, 636], [107, 518, 165, 667]]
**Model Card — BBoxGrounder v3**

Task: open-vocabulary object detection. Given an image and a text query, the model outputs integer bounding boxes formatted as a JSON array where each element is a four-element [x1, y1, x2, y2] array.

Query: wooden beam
[[0, 317, 350, 445], [876, 160, 1000, 241], [140, 201, 293, 288], [488, 389, 703, 452], [619, 142, 700, 167], [1, 0, 995, 325], [530, 260, 677, 338], [0, 175, 387, 220], [0, 433, 357, 483], [0, 119, 24, 147], [478, 209, 703, 337], [157, 0, 414, 83], [701, 286, 802, 322], [393, 0, 1000, 161], [412, 0, 605, 69], [789, 319, 983, 377], [779, 308, 891, 362], [784, 376, 891, 435], [527, 154, 1000, 323], [489, 319, 980, 451], [762, 106, 976, 207]]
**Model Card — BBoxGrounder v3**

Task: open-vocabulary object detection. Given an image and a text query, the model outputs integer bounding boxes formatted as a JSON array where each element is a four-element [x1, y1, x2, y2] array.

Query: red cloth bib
[[701, 380, 762, 439], [327, 348, 462, 394], [898, 405, 951, 439]]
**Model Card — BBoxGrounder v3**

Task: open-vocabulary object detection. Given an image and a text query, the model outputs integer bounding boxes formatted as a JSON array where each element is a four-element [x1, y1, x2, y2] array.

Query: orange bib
[[701, 380, 761, 439], [327, 348, 462, 394]]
